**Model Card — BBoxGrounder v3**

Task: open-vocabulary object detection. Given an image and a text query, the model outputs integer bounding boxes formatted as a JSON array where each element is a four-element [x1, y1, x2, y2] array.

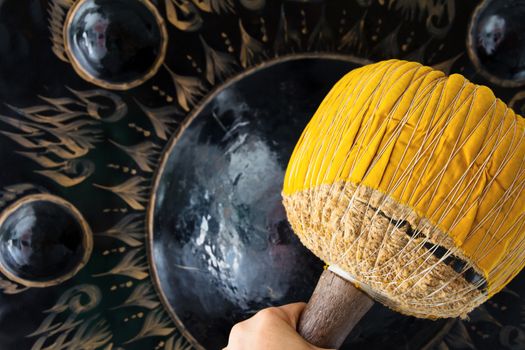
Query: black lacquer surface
[[66, 0, 164, 86], [0, 200, 84, 283]]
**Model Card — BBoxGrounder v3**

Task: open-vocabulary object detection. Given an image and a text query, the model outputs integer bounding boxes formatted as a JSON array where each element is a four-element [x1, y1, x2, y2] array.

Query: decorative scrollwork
[[28, 284, 111, 350], [0, 276, 27, 294], [0, 89, 127, 187], [239, 20, 265, 68], [95, 213, 145, 247], [93, 177, 149, 210], [165, 65, 207, 112], [135, 101, 181, 141], [201, 36, 238, 85], [165, 0, 203, 32], [112, 282, 160, 310], [47, 0, 74, 62], [110, 140, 161, 173], [0, 183, 47, 209], [93, 248, 148, 280], [426, 0, 455, 38]]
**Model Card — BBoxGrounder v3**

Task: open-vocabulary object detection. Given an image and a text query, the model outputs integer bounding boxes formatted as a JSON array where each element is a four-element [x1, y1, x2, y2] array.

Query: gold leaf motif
[[110, 139, 161, 173], [0, 183, 45, 208], [6, 101, 83, 125], [431, 53, 463, 75], [135, 100, 181, 141], [433, 341, 450, 350], [192, 0, 234, 13], [28, 285, 110, 350], [95, 213, 145, 247], [0, 130, 43, 149], [36, 159, 95, 188], [201, 36, 238, 85], [44, 284, 101, 315], [165, 0, 203, 32], [164, 335, 193, 350], [307, 7, 334, 51], [370, 24, 401, 59], [9, 89, 126, 124], [68, 318, 112, 350], [93, 177, 149, 210], [34, 316, 83, 340], [441, 320, 476, 350], [112, 282, 160, 310], [92, 248, 148, 280], [0, 276, 27, 294], [0, 110, 100, 138], [165, 65, 206, 112], [468, 305, 502, 327], [207, 0, 234, 13], [388, 0, 454, 38], [0, 114, 46, 134], [31, 317, 112, 350], [239, 20, 265, 68], [47, 0, 74, 62], [102, 343, 125, 350], [239, 0, 265, 11], [67, 88, 128, 123], [338, 12, 368, 54], [426, 0, 454, 38], [124, 308, 175, 344], [509, 91, 525, 116], [510, 92, 525, 110], [191, 0, 212, 12], [403, 39, 430, 62], [17, 151, 66, 168], [0, 90, 117, 187], [274, 5, 301, 54], [388, 0, 429, 21]]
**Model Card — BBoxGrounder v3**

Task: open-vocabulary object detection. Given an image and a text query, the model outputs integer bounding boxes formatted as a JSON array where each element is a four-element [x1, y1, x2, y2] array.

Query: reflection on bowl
[[0, 194, 92, 287], [64, 0, 167, 90], [468, 0, 525, 87]]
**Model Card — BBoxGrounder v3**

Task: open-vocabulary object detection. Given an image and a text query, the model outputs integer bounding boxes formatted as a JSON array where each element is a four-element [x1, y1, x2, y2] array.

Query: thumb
[[276, 302, 306, 328]]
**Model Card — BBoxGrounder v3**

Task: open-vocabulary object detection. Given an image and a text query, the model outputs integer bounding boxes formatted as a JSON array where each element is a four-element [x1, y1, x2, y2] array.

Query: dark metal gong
[[148, 56, 449, 350], [149, 56, 353, 349]]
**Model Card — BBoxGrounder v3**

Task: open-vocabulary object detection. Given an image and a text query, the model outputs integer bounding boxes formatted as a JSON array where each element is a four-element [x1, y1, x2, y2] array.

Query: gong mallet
[[282, 59, 525, 349]]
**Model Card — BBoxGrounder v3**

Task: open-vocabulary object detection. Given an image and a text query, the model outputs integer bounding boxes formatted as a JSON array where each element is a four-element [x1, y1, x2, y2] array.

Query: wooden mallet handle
[[298, 269, 374, 349]]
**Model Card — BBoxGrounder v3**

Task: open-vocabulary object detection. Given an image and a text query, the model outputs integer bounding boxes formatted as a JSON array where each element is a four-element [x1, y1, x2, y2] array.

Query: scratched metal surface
[[0, 0, 524, 349]]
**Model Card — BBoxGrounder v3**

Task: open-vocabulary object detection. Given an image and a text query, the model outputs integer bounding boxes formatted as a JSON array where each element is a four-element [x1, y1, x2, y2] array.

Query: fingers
[[225, 303, 335, 350]]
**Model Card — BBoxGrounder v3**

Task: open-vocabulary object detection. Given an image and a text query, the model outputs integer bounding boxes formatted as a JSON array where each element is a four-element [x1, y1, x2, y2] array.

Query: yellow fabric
[[283, 60, 525, 296]]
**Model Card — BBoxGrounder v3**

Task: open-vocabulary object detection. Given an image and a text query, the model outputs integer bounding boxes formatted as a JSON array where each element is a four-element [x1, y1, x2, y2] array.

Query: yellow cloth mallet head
[[282, 59, 525, 348]]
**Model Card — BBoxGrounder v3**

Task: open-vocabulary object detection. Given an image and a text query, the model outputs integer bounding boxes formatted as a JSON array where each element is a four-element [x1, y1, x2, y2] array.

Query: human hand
[[224, 302, 333, 350]]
